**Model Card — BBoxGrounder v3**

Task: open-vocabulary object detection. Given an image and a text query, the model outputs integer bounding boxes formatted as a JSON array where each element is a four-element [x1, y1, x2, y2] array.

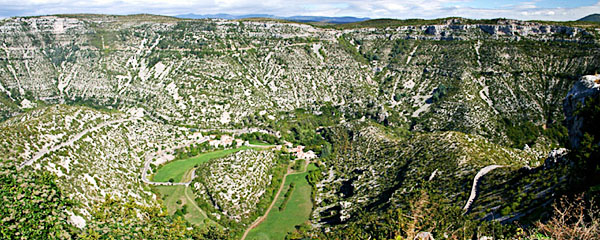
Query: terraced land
[[246, 164, 317, 240]]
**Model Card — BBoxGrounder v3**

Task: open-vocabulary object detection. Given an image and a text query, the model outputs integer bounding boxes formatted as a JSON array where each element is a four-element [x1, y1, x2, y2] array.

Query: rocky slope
[[307, 74, 600, 237], [312, 121, 538, 227], [0, 15, 598, 145], [564, 74, 600, 148], [0, 105, 198, 222], [192, 149, 277, 222], [1, 14, 599, 237]]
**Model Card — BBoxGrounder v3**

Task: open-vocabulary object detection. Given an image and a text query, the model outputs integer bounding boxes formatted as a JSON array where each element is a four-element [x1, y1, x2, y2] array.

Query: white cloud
[[0, 0, 598, 21]]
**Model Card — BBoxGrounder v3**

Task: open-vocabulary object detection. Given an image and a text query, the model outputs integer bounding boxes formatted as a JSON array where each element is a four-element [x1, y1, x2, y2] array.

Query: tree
[[0, 161, 75, 239]]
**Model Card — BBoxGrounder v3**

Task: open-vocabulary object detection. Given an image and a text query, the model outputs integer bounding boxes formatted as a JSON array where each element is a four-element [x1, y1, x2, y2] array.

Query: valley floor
[[243, 162, 315, 240]]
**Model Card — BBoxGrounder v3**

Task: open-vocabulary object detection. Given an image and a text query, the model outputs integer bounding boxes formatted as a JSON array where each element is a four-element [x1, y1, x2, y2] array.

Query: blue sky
[[447, 0, 596, 9], [0, 0, 599, 21]]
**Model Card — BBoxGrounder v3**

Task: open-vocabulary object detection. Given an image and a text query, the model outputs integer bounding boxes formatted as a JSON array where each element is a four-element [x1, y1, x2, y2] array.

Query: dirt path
[[184, 186, 209, 219], [181, 167, 197, 183], [240, 172, 290, 240], [19, 117, 137, 169], [240, 160, 311, 240], [463, 165, 504, 213]]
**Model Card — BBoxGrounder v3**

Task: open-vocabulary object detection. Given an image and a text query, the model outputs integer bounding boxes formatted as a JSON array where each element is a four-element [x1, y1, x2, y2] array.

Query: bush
[[502, 118, 541, 148], [0, 162, 75, 239], [292, 159, 305, 171], [279, 183, 296, 211], [427, 84, 448, 103], [533, 194, 599, 239]]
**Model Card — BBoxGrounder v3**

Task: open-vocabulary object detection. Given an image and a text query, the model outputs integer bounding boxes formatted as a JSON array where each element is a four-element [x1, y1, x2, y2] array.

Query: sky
[[0, 0, 599, 21]]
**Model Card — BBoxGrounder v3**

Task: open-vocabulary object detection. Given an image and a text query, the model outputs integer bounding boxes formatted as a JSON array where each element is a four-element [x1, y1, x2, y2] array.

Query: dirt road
[[463, 165, 504, 212]]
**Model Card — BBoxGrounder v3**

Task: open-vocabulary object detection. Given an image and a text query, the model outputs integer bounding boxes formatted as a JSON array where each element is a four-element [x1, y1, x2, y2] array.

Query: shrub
[[533, 194, 599, 239], [0, 162, 75, 239]]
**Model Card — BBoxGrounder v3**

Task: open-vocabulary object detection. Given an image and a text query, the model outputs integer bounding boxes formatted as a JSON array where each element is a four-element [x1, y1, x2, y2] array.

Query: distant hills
[[578, 14, 600, 22], [175, 13, 369, 24]]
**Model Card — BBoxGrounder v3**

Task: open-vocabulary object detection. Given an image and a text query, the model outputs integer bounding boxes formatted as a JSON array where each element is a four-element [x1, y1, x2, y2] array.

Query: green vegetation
[[0, 162, 75, 239], [80, 195, 229, 239], [543, 123, 570, 148], [298, 188, 515, 239], [247, 164, 317, 240], [89, 29, 118, 50], [502, 118, 569, 149], [275, 106, 339, 156], [502, 118, 542, 149], [65, 96, 122, 112], [430, 84, 449, 103], [389, 39, 414, 64], [292, 159, 305, 171], [193, 152, 290, 238], [279, 182, 296, 211], [153, 147, 252, 183], [473, 165, 569, 224], [239, 132, 282, 145], [579, 14, 600, 23], [248, 141, 274, 146], [337, 35, 369, 65], [0, 120, 227, 238], [173, 141, 213, 161], [154, 185, 216, 227], [571, 94, 600, 193], [328, 18, 498, 29]]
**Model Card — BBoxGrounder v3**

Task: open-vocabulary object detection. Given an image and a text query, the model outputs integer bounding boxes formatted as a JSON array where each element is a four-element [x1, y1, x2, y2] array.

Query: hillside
[[1, 14, 599, 239], [579, 14, 600, 22]]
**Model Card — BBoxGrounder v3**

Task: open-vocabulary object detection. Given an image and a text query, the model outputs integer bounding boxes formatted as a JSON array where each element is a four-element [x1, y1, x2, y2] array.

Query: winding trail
[[241, 160, 310, 240], [463, 165, 504, 213], [19, 118, 137, 169]]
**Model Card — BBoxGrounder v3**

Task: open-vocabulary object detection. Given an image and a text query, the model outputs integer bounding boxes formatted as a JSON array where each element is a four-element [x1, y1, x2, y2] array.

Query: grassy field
[[153, 146, 252, 183], [246, 164, 317, 240], [154, 185, 215, 226]]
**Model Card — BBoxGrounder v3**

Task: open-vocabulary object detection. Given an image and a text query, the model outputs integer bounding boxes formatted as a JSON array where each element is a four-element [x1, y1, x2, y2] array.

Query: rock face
[[1, 15, 599, 235], [415, 19, 589, 41], [0, 15, 598, 146], [564, 75, 600, 148], [543, 148, 569, 169]]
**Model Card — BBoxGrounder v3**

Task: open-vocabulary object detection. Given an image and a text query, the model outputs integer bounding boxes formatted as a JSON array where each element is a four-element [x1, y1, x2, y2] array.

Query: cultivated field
[[153, 146, 252, 182], [246, 164, 317, 240]]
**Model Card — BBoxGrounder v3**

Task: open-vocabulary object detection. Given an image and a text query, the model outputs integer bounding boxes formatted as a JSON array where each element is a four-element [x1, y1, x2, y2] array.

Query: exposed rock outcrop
[[543, 148, 569, 169], [564, 75, 600, 148]]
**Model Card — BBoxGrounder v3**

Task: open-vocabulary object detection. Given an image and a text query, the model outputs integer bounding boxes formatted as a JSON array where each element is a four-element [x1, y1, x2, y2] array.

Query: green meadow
[[246, 164, 317, 240], [153, 146, 251, 183], [154, 185, 216, 227]]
